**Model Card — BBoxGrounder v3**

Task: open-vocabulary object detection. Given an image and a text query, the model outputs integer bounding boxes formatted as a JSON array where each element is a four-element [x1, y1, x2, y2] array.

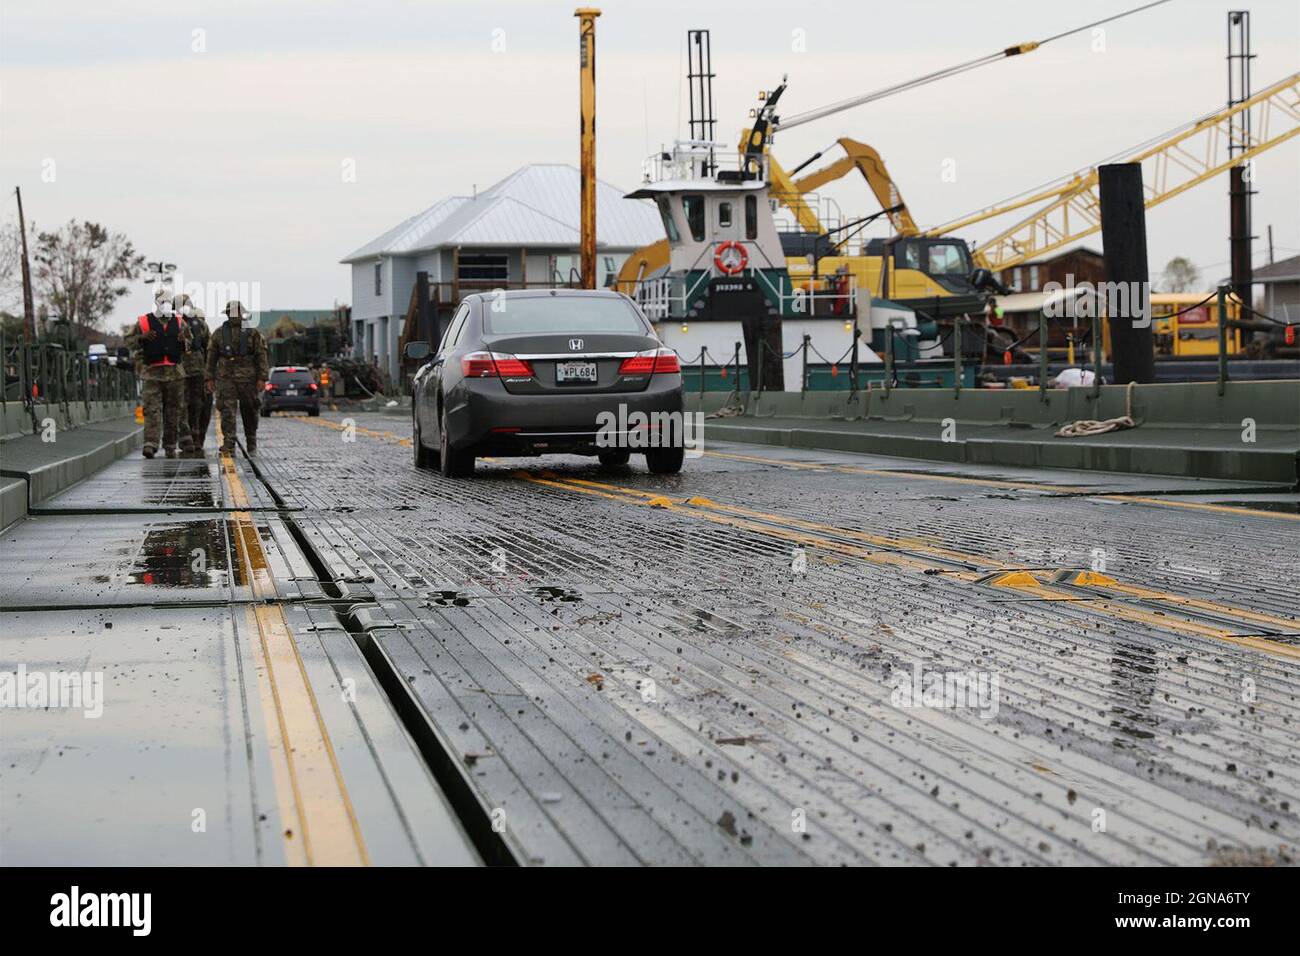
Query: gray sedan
[[406, 290, 686, 477]]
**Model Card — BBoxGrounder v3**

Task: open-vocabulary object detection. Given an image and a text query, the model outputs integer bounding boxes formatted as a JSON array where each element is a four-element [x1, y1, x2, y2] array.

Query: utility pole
[[575, 8, 601, 289], [15, 187, 35, 344]]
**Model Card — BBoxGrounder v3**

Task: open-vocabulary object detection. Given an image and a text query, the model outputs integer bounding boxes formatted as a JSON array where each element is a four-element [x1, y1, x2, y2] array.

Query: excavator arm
[[790, 138, 919, 237], [746, 134, 919, 239]]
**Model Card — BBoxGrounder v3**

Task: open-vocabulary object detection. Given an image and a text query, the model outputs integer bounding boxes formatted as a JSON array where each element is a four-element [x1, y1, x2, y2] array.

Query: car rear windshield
[[270, 369, 316, 384], [484, 297, 647, 335]]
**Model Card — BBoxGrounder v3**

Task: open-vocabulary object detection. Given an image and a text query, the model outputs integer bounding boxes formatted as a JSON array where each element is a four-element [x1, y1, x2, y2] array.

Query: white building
[[340, 164, 663, 383]]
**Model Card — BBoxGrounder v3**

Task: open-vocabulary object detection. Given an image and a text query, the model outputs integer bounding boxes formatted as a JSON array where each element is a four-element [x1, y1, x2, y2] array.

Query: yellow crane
[[931, 71, 1300, 271]]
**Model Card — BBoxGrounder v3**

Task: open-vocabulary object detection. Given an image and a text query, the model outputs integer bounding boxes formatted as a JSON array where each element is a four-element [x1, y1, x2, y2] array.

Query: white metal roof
[[341, 164, 663, 262]]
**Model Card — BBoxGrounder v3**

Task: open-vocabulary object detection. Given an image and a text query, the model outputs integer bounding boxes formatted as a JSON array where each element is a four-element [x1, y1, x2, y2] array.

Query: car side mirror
[[404, 341, 431, 360]]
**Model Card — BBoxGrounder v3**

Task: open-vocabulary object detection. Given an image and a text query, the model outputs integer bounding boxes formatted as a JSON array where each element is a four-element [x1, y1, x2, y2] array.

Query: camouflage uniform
[[182, 312, 213, 453], [130, 312, 193, 457], [207, 319, 269, 454]]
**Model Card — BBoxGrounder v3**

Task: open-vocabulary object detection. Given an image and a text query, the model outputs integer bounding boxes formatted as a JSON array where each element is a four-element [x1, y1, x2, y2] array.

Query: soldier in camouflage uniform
[[176, 294, 212, 456], [131, 293, 193, 459], [207, 300, 268, 455]]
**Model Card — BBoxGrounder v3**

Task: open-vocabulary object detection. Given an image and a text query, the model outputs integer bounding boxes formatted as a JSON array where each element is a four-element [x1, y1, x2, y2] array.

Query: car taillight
[[461, 351, 534, 378], [492, 355, 535, 377], [619, 348, 680, 375], [308, 382, 318, 391]]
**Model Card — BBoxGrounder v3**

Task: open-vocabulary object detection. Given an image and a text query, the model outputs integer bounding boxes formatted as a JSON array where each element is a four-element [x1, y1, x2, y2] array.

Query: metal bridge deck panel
[[243, 413, 1300, 866], [36, 454, 276, 511], [0, 605, 284, 865], [0, 509, 322, 607]]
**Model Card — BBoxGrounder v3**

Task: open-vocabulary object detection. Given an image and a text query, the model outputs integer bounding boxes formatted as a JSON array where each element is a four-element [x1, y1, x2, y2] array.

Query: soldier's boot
[[220, 443, 235, 456], [142, 445, 156, 459], [246, 438, 257, 456], [180, 437, 195, 454], [165, 447, 178, 459]]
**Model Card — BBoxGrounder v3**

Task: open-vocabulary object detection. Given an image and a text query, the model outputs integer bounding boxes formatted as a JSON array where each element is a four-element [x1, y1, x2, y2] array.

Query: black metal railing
[[2, 336, 138, 424]]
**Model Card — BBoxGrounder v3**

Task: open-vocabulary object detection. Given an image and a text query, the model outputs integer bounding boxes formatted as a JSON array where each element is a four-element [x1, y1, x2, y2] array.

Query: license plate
[[556, 361, 597, 384], [284, 388, 298, 396]]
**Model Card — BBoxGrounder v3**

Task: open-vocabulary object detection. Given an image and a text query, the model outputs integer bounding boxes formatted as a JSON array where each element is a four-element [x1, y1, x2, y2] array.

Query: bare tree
[[33, 220, 144, 329], [1160, 256, 1201, 293], [0, 219, 33, 316]]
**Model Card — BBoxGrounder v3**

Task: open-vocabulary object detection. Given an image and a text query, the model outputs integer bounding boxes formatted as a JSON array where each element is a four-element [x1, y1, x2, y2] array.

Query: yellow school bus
[[1151, 292, 1241, 357]]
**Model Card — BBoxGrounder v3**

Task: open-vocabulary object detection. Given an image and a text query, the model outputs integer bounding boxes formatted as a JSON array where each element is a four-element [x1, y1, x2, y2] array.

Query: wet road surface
[[3, 409, 1297, 866]]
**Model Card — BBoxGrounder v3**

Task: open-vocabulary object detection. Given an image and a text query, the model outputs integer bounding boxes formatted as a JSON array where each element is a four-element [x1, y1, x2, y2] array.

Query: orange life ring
[[713, 241, 749, 275]]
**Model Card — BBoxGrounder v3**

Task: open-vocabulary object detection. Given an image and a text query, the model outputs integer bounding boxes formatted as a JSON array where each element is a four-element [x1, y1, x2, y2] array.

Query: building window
[[374, 262, 383, 296], [1011, 267, 1022, 292], [682, 195, 706, 242], [1029, 265, 1040, 290], [458, 253, 509, 283], [745, 196, 758, 239], [718, 201, 732, 229]]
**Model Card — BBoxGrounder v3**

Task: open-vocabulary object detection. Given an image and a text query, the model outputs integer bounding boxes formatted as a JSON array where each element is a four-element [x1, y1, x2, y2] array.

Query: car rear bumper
[[447, 376, 685, 455], [263, 396, 320, 411]]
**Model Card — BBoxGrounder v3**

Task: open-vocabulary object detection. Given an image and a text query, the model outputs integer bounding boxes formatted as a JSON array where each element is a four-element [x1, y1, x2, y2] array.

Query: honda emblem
[[568, 338, 584, 351]]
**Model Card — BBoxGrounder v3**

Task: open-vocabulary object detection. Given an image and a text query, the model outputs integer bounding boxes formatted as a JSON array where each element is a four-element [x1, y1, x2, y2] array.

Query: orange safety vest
[[137, 313, 183, 366]]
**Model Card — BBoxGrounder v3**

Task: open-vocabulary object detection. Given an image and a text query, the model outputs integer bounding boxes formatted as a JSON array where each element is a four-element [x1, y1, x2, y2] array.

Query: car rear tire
[[413, 415, 436, 470], [438, 404, 474, 478], [598, 449, 631, 468], [645, 446, 684, 474], [308, 406, 320, 417], [260, 407, 271, 418]]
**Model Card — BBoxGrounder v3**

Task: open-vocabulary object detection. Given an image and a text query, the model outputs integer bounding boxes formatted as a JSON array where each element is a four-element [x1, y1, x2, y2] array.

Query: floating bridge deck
[[2, 410, 1297, 866]]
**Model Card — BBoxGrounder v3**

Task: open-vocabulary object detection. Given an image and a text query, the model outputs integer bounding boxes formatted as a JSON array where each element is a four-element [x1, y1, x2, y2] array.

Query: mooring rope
[[1054, 380, 1137, 438]]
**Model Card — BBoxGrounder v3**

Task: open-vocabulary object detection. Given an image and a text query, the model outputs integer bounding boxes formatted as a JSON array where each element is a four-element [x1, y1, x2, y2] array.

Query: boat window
[[745, 195, 758, 239], [656, 196, 680, 243], [718, 201, 732, 229], [682, 195, 706, 242]]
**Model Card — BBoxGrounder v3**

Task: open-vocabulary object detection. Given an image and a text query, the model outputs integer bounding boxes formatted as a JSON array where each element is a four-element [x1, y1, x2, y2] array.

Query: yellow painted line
[[990, 570, 1300, 662], [513, 470, 957, 577], [1099, 495, 1300, 521], [704, 448, 1087, 493], [986, 570, 1043, 589], [291, 414, 411, 446], [1058, 571, 1300, 634], [553, 473, 991, 573], [704, 449, 827, 470], [217, 424, 370, 866]]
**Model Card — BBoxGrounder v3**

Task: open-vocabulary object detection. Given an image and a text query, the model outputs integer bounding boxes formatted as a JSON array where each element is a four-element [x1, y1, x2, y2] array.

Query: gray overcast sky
[[2, 0, 1297, 328]]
